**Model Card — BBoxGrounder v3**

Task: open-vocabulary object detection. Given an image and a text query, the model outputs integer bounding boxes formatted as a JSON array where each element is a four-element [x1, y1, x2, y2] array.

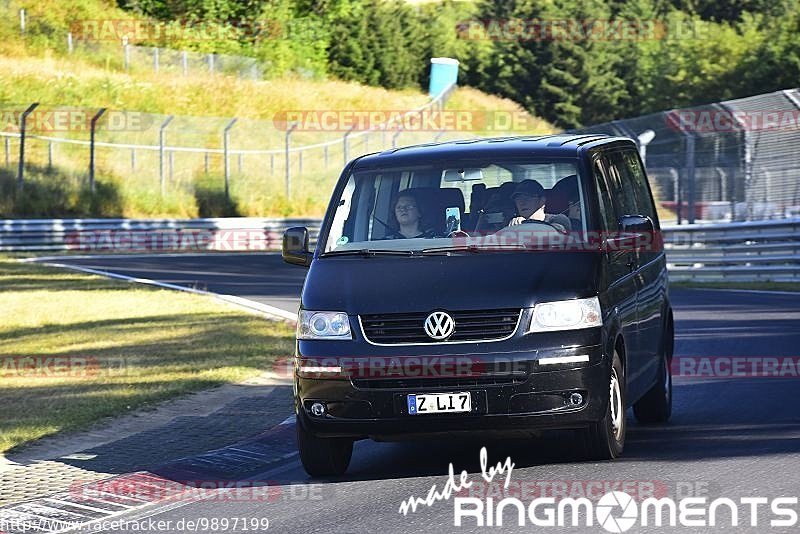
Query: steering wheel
[[521, 218, 569, 235], [447, 230, 470, 238]]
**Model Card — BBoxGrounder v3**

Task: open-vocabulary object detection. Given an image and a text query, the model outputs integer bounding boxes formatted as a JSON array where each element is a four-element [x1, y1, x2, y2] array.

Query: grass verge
[[0, 256, 295, 453], [671, 281, 800, 292]]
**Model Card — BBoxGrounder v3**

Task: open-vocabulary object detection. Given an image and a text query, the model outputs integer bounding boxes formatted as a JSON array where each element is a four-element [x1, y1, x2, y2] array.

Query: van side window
[[622, 150, 657, 222], [605, 151, 639, 217], [593, 158, 617, 231]]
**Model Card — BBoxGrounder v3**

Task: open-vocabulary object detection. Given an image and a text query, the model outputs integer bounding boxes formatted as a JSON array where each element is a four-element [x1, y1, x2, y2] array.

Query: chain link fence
[[570, 89, 800, 224], [0, 86, 471, 217], [9, 7, 273, 81]]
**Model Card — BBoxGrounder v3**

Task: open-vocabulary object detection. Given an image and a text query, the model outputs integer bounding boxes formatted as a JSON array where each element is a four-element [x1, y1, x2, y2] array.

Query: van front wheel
[[297, 417, 353, 477], [581, 351, 626, 460]]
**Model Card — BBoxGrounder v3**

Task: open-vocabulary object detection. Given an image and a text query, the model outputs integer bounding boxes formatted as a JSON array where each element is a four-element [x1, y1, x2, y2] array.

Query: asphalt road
[[41, 253, 307, 315], [44, 254, 800, 534]]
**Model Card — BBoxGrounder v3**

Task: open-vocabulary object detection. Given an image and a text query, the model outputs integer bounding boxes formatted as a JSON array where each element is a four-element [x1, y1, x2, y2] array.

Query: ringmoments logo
[[398, 448, 800, 529]]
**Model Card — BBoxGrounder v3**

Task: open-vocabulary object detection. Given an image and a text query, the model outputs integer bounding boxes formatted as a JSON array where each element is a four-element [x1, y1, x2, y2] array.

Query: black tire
[[297, 416, 353, 477], [634, 319, 673, 424], [582, 350, 626, 460]]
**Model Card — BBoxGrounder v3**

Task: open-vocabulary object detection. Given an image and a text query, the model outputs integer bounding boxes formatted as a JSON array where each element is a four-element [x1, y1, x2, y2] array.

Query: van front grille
[[359, 308, 521, 344]]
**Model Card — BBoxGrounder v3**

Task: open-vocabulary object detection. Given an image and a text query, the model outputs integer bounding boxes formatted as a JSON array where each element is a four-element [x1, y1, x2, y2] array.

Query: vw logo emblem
[[424, 311, 455, 340]]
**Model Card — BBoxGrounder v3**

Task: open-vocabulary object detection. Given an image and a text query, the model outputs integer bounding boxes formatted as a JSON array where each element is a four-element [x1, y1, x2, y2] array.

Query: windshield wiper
[[421, 243, 539, 254], [322, 248, 417, 257], [420, 245, 485, 255]]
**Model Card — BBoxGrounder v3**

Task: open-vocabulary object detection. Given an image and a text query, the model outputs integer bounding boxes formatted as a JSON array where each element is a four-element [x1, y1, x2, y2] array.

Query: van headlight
[[528, 297, 602, 333], [297, 311, 352, 340]]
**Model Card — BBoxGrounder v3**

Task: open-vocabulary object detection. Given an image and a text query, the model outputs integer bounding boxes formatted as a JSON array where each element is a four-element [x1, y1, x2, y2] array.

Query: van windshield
[[322, 158, 589, 254]]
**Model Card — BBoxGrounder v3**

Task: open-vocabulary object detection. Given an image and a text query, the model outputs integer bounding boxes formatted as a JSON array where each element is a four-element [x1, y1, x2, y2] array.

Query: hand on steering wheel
[[448, 230, 470, 238]]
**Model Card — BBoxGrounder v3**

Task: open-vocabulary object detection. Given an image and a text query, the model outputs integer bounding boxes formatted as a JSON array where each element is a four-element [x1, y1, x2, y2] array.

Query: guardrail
[[3, 217, 798, 281], [0, 218, 322, 252], [663, 218, 800, 281]]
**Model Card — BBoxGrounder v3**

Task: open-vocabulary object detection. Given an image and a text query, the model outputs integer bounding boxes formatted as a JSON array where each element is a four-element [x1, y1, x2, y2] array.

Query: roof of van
[[351, 134, 635, 168]]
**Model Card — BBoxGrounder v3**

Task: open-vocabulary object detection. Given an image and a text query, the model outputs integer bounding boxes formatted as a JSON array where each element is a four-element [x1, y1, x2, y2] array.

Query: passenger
[[567, 196, 582, 232], [506, 179, 571, 231], [384, 191, 437, 239], [552, 174, 582, 231]]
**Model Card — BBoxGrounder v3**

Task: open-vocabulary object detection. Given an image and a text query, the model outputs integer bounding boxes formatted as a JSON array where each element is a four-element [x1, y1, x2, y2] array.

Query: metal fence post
[[270, 153, 275, 175], [153, 47, 160, 73], [725, 104, 753, 221], [4, 138, 10, 166], [670, 168, 681, 225], [343, 125, 355, 164], [392, 126, 403, 149], [208, 54, 214, 73], [19, 8, 25, 35], [685, 133, 696, 224], [182, 51, 188, 75], [158, 115, 174, 195], [131, 148, 136, 171], [67, 32, 73, 54], [323, 145, 328, 167], [204, 152, 209, 174], [17, 102, 39, 189], [89, 108, 107, 192], [285, 122, 298, 198], [223, 118, 237, 199], [47, 142, 53, 170], [298, 150, 303, 176], [122, 38, 130, 70]]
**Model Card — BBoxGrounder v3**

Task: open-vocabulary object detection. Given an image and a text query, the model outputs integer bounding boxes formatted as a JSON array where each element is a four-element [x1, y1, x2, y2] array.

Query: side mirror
[[282, 227, 313, 267], [619, 214, 654, 234], [606, 215, 657, 254]]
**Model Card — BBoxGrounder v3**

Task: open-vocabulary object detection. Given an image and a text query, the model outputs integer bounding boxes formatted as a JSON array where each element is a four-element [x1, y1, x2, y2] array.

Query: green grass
[[671, 281, 800, 292], [0, 256, 295, 453]]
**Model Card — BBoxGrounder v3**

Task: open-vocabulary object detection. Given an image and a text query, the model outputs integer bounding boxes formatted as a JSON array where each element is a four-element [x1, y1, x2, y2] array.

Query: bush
[[194, 175, 241, 217], [0, 166, 123, 217]]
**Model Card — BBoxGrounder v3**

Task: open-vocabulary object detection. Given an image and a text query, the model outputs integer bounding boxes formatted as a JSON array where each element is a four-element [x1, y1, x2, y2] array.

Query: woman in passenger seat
[[384, 191, 437, 239]]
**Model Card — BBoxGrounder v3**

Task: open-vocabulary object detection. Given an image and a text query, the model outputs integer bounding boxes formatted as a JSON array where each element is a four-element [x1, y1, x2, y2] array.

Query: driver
[[506, 179, 571, 231]]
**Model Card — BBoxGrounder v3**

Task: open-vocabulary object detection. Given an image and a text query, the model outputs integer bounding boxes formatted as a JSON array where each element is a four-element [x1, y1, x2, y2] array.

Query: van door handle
[[626, 259, 636, 272]]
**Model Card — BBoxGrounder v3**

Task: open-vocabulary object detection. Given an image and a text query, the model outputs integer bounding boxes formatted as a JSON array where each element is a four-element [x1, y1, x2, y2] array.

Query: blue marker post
[[428, 57, 460, 97]]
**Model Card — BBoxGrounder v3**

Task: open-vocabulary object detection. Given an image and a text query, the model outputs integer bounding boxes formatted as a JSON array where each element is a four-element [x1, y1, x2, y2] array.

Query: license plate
[[407, 392, 471, 415]]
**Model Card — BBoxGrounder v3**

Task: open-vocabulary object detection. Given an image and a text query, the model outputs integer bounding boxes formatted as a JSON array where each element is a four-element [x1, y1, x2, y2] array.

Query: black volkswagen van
[[283, 135, 673, 476]]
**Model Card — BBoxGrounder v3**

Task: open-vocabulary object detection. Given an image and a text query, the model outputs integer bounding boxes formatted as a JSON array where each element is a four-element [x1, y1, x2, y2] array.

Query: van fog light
[[310, 402, 327, 417], [568, 393, 584, 406]]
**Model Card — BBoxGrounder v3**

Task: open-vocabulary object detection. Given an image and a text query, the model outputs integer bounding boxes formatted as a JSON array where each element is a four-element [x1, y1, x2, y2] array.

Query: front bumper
[[295, 342, 608, 439]]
